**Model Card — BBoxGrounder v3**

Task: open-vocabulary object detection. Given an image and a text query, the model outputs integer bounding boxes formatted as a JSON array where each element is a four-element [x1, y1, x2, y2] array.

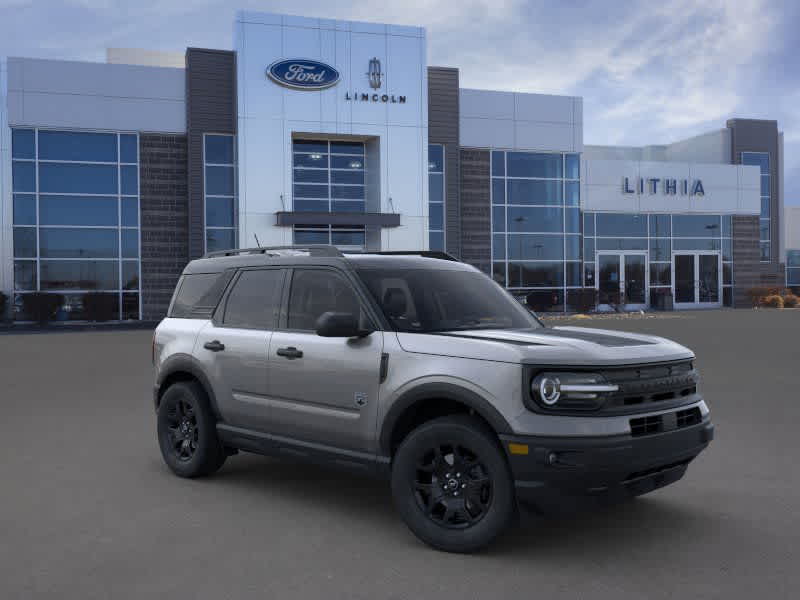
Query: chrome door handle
[[276, 346, 303, 359]]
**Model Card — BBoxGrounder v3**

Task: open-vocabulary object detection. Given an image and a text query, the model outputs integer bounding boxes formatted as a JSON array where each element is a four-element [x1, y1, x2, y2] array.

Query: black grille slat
[[676, 407, 702, 429], [599, 360, 699, 414], [630, 415, 663, 437]]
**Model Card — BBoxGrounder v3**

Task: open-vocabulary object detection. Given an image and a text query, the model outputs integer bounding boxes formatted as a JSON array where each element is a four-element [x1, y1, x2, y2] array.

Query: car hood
[[395, 325, 693, 366]]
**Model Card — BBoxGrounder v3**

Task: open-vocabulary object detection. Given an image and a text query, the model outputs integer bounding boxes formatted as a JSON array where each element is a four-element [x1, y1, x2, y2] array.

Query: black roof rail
[[203, 245, 344, 259], [355, 250, 460, 262]]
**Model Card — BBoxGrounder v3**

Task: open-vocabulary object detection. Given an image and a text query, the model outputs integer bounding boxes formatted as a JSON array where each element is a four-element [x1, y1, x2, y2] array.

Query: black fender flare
[[379, 382, 513, 455], [155, 354, 221, 419]]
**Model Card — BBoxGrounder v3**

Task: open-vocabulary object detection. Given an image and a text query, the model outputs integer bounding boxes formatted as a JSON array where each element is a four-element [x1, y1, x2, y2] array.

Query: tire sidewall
[[391, 417, 515, 553], [157, 381, 223, 478]]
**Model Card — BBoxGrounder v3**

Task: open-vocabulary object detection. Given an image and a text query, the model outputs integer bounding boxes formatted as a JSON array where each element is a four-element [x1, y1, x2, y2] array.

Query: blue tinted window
[[507, 180, 562, 205], [120, 135, 138, 163], [40, 228, 118, 258], [565, 154, 580, 179], [12, 161, 36, 192], [565, 181, 579, 206], [507, 206, 563, 233], [760, 242, 770, 261], [428, 145, 444, 172], [761, 197, 770, 218], [294, 168, 329, 184], [760, 175, 770, 197], [429, 203, 443, 230], [493, 235, 506, 260], [583, 238, 594, 261], [508, 262, 564, 287], [429, 173, 444, 203], [205, 135, 234, 164], [596, 238, 648, 251], [330, 141, 364, 155], [206, 229, 236, 252], [38, 131, 117, 162], [14, 261, 37, 290], [565, 208, 580, 233], [507, 153, 562, 178], [294, 199, 328, 212], [294, 184, 328, 199], [122, 229, 139, 258], [40, 260, 119, 291], [331, 201, 365, 213], [492, 179, 505, 205], [12, 129, 35, 159], [583, 213, 594, 236], [649, 214, 671, 237], [206, 197, 234, 227], [13, 194, 36, 225], [40, 195, 118, 226], [507, 234, 564, 260], [14, 227, 37, 258], [492, 206, 505, 232], [39, 163, 118, 194], [741, 152, 769, 174], [429, 231, 444, 252], [294, 229, 328, 244], [721, 215, 732, 237], [566, 262, 582, 287], [673, 214, 721, 237], [787, 250, 800, 268], [491, 151, 505, 177], [332, 170, 364, 185], [331, 230, 366, 246], [331, 155, 363, 169], [206, 166, 235, 195], [673, 238, 721, 251], [789, 269, 800, 285], [293, 140, 328, 154], [595, 213, 647, 237], [331, 185, 364, 200], [759, 220, 770, 240], [649, 238, 671, 261], [121, 165, 138, 195], [722, 238, 732, 261], [121, 198, 139, 226], [122, 261, 139, 290], [294, 153, 329, 168]]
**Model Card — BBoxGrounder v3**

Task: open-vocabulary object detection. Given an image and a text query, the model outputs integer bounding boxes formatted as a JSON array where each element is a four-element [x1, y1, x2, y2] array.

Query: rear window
[[169, 271, 233, 318]]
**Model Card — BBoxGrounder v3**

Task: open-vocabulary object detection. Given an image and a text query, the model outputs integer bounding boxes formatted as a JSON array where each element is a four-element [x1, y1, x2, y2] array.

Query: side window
[[287, 269, 364, 331], [170, 271, 233, 318], [221, 269, 283, 330]]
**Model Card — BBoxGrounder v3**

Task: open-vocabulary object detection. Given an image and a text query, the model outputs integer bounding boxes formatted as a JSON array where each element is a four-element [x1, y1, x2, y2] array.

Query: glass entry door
[[673, 252, 721, 308], [596, 252, 648, 310]]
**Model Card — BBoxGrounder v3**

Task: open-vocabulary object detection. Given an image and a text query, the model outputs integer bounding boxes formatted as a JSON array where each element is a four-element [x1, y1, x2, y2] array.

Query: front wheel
[[391, 415, 515, 553], [157, 381, 226, 478]]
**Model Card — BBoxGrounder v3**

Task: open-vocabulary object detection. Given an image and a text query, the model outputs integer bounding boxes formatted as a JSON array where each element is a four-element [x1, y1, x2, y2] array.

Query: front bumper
[[500, 417, 714, 512]]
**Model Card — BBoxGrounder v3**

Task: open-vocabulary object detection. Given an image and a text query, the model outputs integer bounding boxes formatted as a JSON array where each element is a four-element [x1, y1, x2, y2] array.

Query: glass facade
[[491, 150, 580, 311], [788, 250, 800, 288], [584, 213, 733, 307], [204, 134, 237, 253], [742, 152, 770, 261], [428, 144, 445, 251], [291, 139, 366, 249], [11, 128, 141, 320]]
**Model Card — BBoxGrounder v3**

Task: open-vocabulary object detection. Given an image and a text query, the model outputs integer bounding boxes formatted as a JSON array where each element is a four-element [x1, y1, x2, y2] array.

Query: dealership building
[[0, 10, 793, 320]]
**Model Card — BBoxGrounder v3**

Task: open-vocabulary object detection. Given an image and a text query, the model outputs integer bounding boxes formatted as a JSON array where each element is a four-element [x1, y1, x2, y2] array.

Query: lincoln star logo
[[367, 57, 382, 89], [267, 59, 340, 90]]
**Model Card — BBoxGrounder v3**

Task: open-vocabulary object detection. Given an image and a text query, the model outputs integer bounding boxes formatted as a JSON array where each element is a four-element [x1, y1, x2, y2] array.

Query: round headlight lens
[[534, 374, 561, 405]]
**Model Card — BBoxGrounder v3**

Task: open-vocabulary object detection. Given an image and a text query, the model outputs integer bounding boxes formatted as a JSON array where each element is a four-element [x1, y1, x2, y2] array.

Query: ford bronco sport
[[152, 245, 713, 553]]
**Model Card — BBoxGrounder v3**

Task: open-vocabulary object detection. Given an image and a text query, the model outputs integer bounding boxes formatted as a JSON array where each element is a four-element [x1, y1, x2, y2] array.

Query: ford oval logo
[[267, 59, 340, 90]]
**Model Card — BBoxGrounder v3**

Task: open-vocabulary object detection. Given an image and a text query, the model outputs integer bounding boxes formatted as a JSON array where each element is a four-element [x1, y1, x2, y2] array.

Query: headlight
[[530, 372, 619, 410]]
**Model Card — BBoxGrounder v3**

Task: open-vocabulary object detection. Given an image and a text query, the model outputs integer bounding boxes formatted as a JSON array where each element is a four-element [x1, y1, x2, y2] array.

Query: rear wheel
[[391, 415, 515, 553], [157, 381, 226, 478]]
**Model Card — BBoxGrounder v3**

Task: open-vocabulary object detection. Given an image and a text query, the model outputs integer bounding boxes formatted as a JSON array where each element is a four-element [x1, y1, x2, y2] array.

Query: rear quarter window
[[169, 271, 233, 318]]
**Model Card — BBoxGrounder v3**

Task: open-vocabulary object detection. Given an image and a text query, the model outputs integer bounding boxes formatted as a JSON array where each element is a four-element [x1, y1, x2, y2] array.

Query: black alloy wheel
[[166, 397, 199, 462]]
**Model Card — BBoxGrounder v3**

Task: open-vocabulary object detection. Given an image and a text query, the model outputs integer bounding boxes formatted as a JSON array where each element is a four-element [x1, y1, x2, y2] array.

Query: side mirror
[[315, 312, 372, 338]]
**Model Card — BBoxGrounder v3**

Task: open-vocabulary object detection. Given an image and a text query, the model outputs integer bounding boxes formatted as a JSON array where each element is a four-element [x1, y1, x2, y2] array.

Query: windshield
[[356, 267, 541, 333]]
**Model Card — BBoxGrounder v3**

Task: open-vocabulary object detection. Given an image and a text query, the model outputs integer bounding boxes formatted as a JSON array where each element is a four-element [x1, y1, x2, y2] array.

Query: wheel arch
[[155, 354, 220, 419], [379, 383, 513, 457]]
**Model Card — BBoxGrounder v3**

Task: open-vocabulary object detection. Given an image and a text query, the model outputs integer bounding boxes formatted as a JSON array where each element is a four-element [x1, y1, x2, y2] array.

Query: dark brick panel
[[459, 149, 491, 275], [140, 134, 189, 320], [428, 67, 461, 258]]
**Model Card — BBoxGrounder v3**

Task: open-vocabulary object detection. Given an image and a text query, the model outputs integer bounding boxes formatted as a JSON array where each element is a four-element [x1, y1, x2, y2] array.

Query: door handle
[[203, 340, 225, 352], [277, 346, 303, 359]]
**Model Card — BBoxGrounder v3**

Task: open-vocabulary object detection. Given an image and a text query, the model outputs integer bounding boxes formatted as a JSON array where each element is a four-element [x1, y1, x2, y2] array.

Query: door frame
[[595, 251, 649, 311], [671, 250, 722, 309]]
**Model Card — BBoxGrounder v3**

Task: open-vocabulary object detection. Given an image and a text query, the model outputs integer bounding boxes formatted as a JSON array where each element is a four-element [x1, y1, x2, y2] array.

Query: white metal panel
[[282, 26, 326, 124], [1, 59, 10, 296], [514, 92, 573, 123], [349, 32, 389, 126], [459, 89, 514, 120], [387, 34, 423, 127], [459, 117, 514, 149], [386, 124, 424, 217], [238, 10, 281, 25], [514, 121, 574, 152]]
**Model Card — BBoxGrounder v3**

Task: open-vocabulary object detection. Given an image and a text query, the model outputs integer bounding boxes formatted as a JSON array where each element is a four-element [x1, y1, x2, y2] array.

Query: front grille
[[630, 406, 704, 437], [600, 360, 699, 414]]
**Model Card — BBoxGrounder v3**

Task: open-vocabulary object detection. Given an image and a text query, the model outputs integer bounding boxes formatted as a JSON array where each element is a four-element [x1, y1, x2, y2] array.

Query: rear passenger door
[[196, 268, 285, 432], [266, 267, 384, 453]]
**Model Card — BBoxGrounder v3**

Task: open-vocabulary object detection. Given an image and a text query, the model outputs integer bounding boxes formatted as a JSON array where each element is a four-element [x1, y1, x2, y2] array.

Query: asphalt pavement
[[1, 309, 798, 599]]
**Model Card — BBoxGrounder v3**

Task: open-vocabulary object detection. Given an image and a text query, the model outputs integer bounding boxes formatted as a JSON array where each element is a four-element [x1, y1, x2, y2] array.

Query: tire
[[391, 415, 515, 553], [157, 381, 226, 478]]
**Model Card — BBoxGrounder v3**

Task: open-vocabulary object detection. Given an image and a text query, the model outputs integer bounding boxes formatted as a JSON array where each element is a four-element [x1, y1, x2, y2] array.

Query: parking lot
[[1, 309, 798, 599]]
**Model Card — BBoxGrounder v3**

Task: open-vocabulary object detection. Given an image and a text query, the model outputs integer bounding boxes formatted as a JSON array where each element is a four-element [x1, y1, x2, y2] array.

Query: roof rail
[[204, 245, 344, 259], [356, 250, 460, 262]]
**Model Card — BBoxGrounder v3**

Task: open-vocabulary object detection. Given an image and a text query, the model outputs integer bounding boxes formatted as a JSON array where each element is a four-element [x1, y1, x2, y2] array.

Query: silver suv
[[153, 245, 713, 553]]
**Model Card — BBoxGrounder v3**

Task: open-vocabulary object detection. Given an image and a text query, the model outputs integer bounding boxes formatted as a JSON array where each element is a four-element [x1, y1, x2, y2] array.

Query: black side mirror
[[315, 312, 372, 338]]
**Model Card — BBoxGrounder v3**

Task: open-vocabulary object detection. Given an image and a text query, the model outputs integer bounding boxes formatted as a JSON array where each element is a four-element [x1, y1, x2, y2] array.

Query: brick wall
[[139, 134, 189, 321], [732, 215, 760, 307], [459, 149, 491, 275]]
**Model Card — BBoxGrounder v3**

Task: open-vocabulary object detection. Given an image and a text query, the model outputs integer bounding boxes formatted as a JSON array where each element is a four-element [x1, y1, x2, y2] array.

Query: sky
[[1, 0, 798, 204]]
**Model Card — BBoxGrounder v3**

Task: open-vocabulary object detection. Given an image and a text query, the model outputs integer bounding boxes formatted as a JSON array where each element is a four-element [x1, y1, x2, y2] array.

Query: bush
[[21, 293, 64, 324], [747, 287, 791, 307], [82, 292, 118, 322], [762, 295, 784, 309], [782, 294, 799, 308]]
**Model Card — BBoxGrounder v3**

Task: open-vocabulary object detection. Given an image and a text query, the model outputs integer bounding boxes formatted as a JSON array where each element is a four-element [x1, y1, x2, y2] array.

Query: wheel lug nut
[[456, 472, 461, 477], [462, 483, 466, 488]]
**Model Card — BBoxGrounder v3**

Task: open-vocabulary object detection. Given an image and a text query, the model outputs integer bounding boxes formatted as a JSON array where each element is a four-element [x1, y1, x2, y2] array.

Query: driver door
[[266, 267, 383, 453]]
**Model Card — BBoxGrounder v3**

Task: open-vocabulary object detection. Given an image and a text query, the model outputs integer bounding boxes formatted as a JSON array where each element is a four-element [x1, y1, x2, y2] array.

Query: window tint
[[170, 272, 233, 318], [287, 269, 362, 331], [222, 269, 283, 329]]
